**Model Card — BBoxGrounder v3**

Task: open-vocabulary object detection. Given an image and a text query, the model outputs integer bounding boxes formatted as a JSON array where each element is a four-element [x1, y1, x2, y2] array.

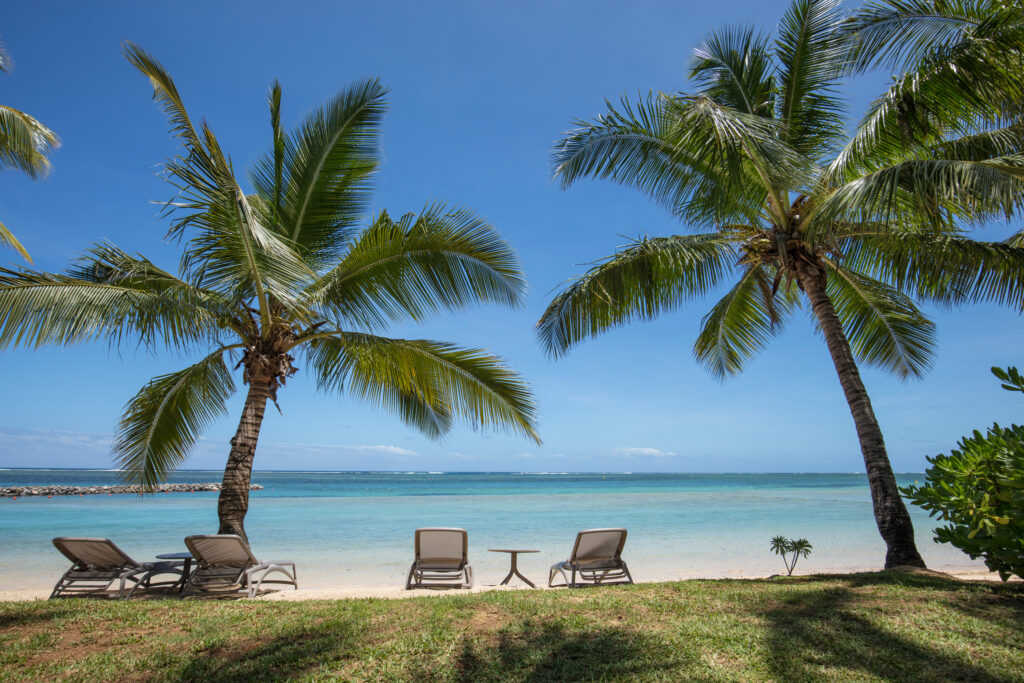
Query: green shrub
[[901, 422, 1024, 581]]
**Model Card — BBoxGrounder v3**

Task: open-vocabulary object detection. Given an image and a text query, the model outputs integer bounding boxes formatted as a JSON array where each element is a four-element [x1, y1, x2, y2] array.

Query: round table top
[[487, 549, 539, 553], [155, 552, 193, 560]]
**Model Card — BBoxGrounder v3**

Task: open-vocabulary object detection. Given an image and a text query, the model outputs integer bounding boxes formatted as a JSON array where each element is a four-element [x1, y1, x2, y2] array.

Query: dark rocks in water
[[0, 483, 263, 497]]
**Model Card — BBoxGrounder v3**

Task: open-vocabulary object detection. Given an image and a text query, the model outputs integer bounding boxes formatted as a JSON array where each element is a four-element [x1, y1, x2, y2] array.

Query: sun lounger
[[182, 534, 297, 598], [548, 528, 633, 588], [49, 537, 185, 599], [405, 527, 474, 589]]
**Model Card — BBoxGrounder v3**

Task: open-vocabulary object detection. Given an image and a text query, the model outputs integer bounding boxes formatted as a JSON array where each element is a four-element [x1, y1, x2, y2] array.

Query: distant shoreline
[[1, 483, 263, 498]]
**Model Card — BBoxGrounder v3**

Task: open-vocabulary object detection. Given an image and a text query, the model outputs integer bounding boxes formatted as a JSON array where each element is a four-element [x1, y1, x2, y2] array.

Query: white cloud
[[265, 441, 417, 456], [339, 444, 417, 456], [0, 428, 112, 449], [612, 446, 677, 457], [0, 429, 418, 470]]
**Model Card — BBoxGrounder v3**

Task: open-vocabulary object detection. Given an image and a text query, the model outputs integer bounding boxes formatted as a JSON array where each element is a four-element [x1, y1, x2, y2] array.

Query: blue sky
[[2, 0, 1023, 473]]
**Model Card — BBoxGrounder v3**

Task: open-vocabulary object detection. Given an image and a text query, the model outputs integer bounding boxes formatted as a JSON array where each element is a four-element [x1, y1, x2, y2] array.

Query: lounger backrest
[[185, 534, 259, 568], [569, 528, 627, 565], [52, 537, 139, 569], [414, 528, 467, 567]]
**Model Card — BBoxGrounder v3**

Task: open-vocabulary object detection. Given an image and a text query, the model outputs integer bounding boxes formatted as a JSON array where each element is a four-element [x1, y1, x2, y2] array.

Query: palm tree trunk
[[796, 259, 926, 569], [217, 377, 271, 542]]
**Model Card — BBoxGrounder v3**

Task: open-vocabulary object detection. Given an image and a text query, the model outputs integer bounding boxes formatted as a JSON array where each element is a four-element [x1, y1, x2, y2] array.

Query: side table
[[488, 549, 539, 587], [156, 552, 193, 593]]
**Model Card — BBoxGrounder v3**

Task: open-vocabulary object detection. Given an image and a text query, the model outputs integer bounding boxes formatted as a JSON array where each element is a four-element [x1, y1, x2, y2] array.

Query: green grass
[[2, 572, 1022, 682]]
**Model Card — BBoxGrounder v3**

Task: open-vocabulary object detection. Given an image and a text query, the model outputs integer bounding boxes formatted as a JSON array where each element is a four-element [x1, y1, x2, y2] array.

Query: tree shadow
[[452, 621, 682, 682], [762, 576, 1023, 682], [173, 621, 359, 682], [0, 606, 66, 629]]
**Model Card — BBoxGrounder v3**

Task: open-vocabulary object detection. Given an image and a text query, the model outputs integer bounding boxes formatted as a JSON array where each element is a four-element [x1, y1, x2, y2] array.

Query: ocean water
[[0, 469, 982, 591]]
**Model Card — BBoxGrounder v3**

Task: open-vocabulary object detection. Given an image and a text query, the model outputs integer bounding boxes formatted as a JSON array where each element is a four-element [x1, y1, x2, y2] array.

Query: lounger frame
[[548, 528, 634, 588], [49, 537, 184, 599], [405, 527, 474, 589], [183, 534, 298, 598]]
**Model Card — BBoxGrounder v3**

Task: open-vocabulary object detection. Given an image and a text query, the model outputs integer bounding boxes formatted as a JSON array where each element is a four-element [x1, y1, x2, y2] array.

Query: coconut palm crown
[[538, 0, 1024, 568], [0, 40, 60, 262], [0, 45, 539, 539]]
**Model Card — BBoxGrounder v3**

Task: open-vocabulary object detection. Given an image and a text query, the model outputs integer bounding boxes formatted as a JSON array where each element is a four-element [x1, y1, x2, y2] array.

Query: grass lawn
[[1, 571, 1022, 682]]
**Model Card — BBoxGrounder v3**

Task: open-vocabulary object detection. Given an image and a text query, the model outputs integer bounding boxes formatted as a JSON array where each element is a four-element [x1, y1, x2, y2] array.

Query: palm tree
[[0, 40, 60, 262], [0, 44, 539, 540], [537, 0, 1024, 568]]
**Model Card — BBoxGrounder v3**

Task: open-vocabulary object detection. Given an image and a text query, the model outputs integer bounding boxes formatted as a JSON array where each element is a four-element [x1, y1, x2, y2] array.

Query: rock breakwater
[[1, 483, 263, 498]]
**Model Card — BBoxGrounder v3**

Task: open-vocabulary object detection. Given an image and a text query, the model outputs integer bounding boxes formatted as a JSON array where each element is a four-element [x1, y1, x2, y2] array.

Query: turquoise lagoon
[[0, 470, 983, 590]]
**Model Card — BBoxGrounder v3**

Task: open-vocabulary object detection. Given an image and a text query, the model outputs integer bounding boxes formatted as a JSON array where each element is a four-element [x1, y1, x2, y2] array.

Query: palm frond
[[307, 206, 525, 330], [123, 42, 205, 153], [553, 93, 806, 226], [0, 243, 230, 350], [842, 233, 1024, 309], [0, 105, 59, 179], [252, 79, 386, 267], [0, 218, 31, 262], [537, 234, 735, 357], [114, 348, 236, 490], [266, 80, 286, 222], [694, 265, 799, 379], [841, 0, 1021, 74], [690, 26, 775, 116], [306, 332, 540, 443], [810, 157, 1024, 232], [828, 49, 1022, 181], [775, 0, 848, 157], [821, 262, 935, 379], [928, 124, 1024, 163], [126, 43, 313, 321], [830, 0, 1024, 181]]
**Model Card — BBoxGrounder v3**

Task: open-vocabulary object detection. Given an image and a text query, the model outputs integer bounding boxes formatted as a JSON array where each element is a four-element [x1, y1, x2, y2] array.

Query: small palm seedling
[[770, 536, 813, 576]]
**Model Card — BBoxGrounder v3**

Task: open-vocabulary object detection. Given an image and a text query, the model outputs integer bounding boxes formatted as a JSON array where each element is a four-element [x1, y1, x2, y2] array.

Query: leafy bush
[[902, 417, 1024, 581]]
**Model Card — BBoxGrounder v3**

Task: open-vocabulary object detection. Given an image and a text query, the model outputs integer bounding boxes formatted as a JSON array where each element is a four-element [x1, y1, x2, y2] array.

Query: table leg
[[500, 553, 536, 588], [513, 568, 535, 588], [178, 558, 192, 593]]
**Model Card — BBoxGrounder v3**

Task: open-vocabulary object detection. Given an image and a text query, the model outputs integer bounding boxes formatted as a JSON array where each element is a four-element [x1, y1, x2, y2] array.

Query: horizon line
[[0, 467, 924, 475]]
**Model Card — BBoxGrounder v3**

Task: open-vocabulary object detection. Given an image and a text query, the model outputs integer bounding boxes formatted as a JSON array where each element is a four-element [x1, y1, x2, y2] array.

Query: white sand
[[1, 568, 1013, 602]]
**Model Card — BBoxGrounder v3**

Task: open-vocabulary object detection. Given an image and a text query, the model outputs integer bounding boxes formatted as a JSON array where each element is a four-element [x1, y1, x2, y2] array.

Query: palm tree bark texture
[[218, 377, 271, 539], [795, 257, 925, 568]]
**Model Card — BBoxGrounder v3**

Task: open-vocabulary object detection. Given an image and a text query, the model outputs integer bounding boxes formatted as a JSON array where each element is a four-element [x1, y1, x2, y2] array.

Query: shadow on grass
[[454, 621, 679, 682], [174, 621, 359, 683], [0, 606, 67, 629], [762, 577, 1023, 683]]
